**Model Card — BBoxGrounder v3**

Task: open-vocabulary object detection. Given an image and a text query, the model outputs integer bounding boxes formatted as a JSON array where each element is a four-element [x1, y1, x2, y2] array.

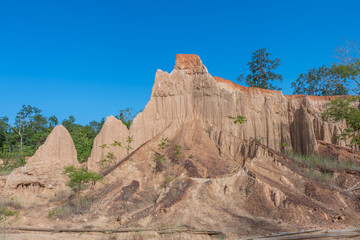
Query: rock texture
[[5, 125, 79, 192], [87, 115, 129, 172], [87, 54, 348, 172], [129, 54, 346, 158]]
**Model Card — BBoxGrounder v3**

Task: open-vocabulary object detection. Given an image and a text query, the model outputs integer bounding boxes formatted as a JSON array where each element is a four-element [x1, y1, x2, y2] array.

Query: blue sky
[[1, 0, 359, 124]]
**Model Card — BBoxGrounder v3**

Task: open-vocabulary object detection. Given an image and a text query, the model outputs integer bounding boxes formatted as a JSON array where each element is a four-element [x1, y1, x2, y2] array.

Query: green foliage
[[160, 176, 172, 188], [100, 151, 117, 169], [291, 65, 349, 96], [0, 203, 18, 222], [62, 116, 103, 163], [173, 145, 182, 161], [0, 105, 57, 173], [291, 152, 359, 171], [110, 140, 122, 147], [125, 136, 134, 155], [233, 115, 246, 124], [332, 61, 360, 93], [155, 154, 166, 163], [0, 158, 26, 175], [332, 39, 360, 94], [238, 48, 283, 90], [280, 141, 288, 147], [99, 140, 122, 170], [158, 137, 170, 150], [116, 108, 138, 129], [63, 166, 102, 194], [47, 197, 91, 219], [322, 96, 360, 147], [290, 152, 360, 184]]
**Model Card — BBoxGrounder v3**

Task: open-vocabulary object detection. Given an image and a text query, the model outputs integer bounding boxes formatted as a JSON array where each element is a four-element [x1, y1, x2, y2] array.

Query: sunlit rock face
[[85, 54, 347, 172], [87, 115, 129, 172], [129, 54, 345, 158], [5, 125, 79, 201]]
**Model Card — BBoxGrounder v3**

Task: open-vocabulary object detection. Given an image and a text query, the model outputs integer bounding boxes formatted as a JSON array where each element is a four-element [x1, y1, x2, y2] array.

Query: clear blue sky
[[1, 0, 359, 124]]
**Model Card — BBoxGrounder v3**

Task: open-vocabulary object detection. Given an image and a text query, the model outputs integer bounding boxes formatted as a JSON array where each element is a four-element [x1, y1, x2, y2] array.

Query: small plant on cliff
[[99, 140, 123, 170], [232, 115, 247, 125], [280, 141, 288, 154], [160, 176, 172, 189], [125, 136, 134, 155], [99, 144, 109, 149], [153, 138, 171, 173], [158, 137, 170, 150], [63, 166, 102, 210], [173, 145, 182, 162], [156, 137, 170, 162], [0, 203, 18, 222], [100, 152, 117, 169]]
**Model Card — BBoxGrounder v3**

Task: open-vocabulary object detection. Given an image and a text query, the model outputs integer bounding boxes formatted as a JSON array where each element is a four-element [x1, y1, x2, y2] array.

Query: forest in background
[[0, 106, 137, 173]]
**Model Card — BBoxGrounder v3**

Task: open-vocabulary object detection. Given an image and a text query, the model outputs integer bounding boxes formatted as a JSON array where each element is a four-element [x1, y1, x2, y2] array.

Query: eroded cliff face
[[127, 55, 345, 158], [86, 55, 348, 171]]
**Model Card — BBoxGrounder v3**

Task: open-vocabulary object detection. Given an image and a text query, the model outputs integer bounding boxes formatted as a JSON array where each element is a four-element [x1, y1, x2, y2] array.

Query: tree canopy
[[322, 96, 360, 148], [291, 65, 348, 96], [331, 39, 360, 94], [238, 48, 283, 90]]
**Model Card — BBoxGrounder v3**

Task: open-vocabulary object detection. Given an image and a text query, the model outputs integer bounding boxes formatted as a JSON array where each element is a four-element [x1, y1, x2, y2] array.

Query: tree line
[[238, 39, 360, 96], [0, 107, 138, 171]]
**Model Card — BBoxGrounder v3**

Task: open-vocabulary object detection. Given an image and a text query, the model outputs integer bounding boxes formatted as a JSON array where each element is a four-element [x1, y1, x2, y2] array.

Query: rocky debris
[[0, 175, 7, 190], [5, 125, 79, 193], [87, 115, 129, 172]]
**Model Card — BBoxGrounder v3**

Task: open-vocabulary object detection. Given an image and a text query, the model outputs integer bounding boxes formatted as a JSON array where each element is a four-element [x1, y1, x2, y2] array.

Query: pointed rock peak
[[106, 115, 117, 122], [29, 125, 78, 166], [51, 125, 70, 136], [103, 115, 128, 129], [174, 54, 208, 74]]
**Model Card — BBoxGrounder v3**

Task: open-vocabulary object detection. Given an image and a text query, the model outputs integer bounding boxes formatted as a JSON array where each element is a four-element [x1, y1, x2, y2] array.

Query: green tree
[[62, 116, 98, 163], [116, 108, 136, 129], [332, 39, 360, 94], [13, 105, 44, 152], [292, 66, 349, 96], [238, 48, 283, 90], [0, 117, 9, 152], [322, 96, 360, 152], [89, 117, 105, 133], [63, 166, 102, 210]]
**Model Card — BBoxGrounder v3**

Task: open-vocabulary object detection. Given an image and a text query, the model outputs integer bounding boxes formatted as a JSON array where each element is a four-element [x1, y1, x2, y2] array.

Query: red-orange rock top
[[213, 76, 353, 101], [174, 54, 207, 74], [285, 94, 351, 101], [213, 76, 280, 94]]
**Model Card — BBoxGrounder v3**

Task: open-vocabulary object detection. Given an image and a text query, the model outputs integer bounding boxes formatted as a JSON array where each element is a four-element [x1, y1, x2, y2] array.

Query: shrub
[[63, 166, 102, 210]]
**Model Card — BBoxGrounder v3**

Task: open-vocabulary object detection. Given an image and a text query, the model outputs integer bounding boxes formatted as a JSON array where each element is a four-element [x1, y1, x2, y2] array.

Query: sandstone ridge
[[86, 54, 348, 171]]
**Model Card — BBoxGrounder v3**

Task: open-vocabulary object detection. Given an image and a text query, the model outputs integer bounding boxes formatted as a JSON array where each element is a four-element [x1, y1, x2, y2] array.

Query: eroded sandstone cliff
[[88, 54, 347, 171]]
